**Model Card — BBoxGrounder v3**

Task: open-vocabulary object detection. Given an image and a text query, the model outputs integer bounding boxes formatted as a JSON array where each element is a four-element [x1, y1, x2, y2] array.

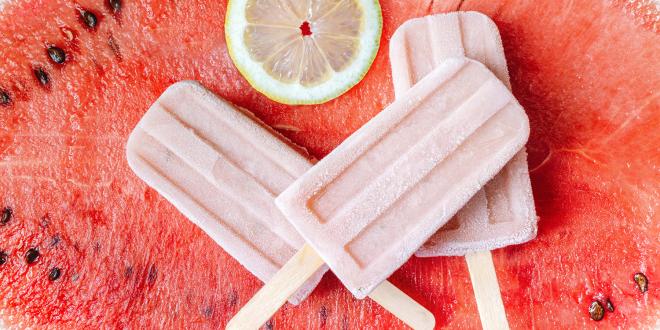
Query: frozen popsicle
[[275, 57, 530, 299], [390, 12, 537, 329], [390, 12, 537, 257], [126, 81, 325, 304], [127, 81, 435, 328]]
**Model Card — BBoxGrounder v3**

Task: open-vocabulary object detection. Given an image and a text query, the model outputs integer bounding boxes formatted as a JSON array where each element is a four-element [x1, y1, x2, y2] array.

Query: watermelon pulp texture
[[0, 0, 658, 328]]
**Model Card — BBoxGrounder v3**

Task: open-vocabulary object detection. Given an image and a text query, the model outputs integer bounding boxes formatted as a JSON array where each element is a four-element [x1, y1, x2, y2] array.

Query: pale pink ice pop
[[126, 81, 325, 304], [390, 12, 538, 256], [276, 58, 530, 298]]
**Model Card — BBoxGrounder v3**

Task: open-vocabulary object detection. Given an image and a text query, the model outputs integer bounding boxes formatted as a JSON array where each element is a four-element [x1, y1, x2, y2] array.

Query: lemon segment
[[226, 0, 382, 105]]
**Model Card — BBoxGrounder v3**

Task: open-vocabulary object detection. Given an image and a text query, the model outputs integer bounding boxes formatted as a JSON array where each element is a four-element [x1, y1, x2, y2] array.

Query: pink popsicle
[[390, 12, 537, 256], [276, 58, 530, 298]]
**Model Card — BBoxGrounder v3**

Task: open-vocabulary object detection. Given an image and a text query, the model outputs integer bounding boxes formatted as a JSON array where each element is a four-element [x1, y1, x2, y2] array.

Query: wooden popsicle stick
[[226, 243, 324, 330], [369, 280, 436, 330], [226, 243, 436, 330], [465, 250, 510, 330]]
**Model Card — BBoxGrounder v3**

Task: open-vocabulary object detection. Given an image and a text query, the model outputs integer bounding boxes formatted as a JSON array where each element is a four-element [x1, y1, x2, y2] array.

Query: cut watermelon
[[0, 0, 658, 328]]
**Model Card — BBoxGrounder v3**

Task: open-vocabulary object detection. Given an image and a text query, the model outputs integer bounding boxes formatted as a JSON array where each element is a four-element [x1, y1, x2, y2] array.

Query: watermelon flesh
[[0, 0, 658, 328]]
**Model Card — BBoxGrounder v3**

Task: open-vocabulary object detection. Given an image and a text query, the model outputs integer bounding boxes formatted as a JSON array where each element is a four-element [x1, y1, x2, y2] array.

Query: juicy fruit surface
[[226, 0, 382, 104], [0, 0, 657, 328]]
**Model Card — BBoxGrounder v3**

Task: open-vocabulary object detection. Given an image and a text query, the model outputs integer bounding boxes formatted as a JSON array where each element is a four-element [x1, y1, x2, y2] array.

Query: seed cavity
[[634, 272, 648, 293], [1, 207, 12, 225], [60, 27, 75, 41], [81, 10, 98, 29], [25, 248, 40, 264], [108, 34, 123, 61], [0, 90, 10, 106], [589, 301, 604, 321], [49, 267, 62, 281], [109, 0, 121, 13], [34, 67, 50, 86], [47, 46, 67, 64], [0, 251, 7, 265], [606, 298, 614, 312]]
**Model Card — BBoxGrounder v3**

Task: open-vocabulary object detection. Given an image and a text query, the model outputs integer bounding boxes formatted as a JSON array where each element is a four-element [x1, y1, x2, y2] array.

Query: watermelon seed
[[634, 272, 648, 293], [25, 248, 40, 264], [80, 10, 98, 29], [264, 320, 273, 330], [589, 301, 604, 321], [47, 46, 67, 64], [0, 90, 11, 106], [109, 0, 122, 13], [124, 266, 133, 278], [33, 67, 50, 86], [202, 306, 213, 319], [1, 207, 12, 225], [50, 235, 61, 247], [319, 305, 328, 327], [606, 299, 614, 312], [147, 264, 158, 285], [48, 267, 62, 281], [0, 251, 7, 265], [228, 290, 238, 307]]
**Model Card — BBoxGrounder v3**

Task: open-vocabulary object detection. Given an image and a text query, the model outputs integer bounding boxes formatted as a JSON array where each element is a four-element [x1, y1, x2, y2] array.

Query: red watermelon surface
[[0, 0, 658, 328]]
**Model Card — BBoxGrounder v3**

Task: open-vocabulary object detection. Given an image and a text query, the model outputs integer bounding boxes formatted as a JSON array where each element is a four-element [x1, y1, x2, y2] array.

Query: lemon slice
[[226, 0, 382, 105]]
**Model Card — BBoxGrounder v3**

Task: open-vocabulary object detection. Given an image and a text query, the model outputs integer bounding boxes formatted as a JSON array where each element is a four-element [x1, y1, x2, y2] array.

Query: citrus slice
[[226, 0, 382, 105]]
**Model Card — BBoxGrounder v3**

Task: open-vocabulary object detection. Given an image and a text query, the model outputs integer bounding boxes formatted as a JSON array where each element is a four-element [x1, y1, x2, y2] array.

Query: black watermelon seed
[[34, 68, 50, 86], [0, 90, 10, 106], [606, 298, 614, 312], [109, 0, 121, 13], [1, 207, 12, 225], [589, 301, 604, 321], [47, 46, 66, 64], [634, 272, 648, 293], [49, 267, 62, 281], [0, 251, 7, 265], [25, 248, 40, 264], [81, 10, 98, 29]]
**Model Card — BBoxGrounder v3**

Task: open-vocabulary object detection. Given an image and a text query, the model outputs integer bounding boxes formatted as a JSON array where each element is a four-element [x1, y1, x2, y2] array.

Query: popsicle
[[126, 81, 324, 304], [389, 12, 537, 329], [274, 57, 529, 298], [126, 81, 435, 328], [228, 58, 530, 327], [390, 12, 537, 257]]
